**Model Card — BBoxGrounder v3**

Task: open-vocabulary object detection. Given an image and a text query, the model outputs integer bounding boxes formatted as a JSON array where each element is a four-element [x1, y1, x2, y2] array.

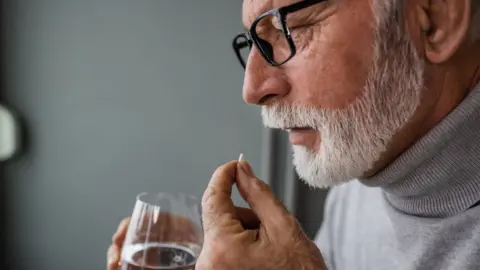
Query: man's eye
[[288, 25, 310, 33]]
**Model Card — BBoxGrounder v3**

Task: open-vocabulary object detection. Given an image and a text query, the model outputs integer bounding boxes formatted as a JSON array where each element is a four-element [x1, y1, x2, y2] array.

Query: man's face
[[242, 0, 425, 187]]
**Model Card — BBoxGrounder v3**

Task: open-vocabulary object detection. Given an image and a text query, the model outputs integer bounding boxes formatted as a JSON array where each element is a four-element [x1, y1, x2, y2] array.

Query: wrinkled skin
[[108, 0, 480, 269]]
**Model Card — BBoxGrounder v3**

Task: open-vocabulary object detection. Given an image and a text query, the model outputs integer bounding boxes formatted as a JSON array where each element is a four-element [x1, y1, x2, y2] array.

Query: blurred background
[[0, 0, 328, 269]]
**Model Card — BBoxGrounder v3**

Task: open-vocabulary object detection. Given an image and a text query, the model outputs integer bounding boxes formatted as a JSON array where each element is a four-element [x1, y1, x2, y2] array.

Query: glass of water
[[121, 192, 203, 270]]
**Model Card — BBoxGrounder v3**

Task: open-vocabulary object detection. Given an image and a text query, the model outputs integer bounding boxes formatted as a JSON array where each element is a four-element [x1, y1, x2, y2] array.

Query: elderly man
[[108, 0, 480, 269]]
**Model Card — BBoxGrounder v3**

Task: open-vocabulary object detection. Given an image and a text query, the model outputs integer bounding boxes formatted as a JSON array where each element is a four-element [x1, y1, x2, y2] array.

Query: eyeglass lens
[[235, 13, 293, 68]]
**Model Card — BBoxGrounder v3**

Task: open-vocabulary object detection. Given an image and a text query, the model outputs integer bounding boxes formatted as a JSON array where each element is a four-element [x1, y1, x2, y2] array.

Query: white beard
[[261, 4, 425, 188]]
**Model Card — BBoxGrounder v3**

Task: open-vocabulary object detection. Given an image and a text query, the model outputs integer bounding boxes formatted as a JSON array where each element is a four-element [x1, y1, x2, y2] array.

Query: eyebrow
[[243, 11, 311, 32], [243, 0, 325, 31], [243, 0, 274, 31]]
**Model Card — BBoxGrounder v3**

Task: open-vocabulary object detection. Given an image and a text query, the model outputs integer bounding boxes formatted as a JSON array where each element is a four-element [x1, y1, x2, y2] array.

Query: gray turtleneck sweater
[[315, 83, 480, 270]]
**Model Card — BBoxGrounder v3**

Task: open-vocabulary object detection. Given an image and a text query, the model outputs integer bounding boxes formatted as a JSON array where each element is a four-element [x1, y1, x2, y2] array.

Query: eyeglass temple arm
[[281, 0, 327, 14], [233, 33, 252, 50]]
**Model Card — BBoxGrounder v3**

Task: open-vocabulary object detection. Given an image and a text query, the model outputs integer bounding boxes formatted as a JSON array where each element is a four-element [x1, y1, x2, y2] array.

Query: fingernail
[[237, 155, 254, 177], [244, 163, 254, 176]]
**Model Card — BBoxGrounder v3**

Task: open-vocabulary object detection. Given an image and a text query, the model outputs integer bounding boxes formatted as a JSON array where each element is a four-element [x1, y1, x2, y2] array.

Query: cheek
[[284, 4, 376, 109]]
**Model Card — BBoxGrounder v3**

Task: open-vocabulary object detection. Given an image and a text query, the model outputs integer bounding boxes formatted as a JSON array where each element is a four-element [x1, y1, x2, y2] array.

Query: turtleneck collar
[[360, 83, 480, 218]]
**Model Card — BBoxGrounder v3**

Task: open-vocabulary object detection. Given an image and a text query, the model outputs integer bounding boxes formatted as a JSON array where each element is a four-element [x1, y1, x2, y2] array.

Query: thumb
[[236, 161, 292, 232], [201, 161, 239, 235]]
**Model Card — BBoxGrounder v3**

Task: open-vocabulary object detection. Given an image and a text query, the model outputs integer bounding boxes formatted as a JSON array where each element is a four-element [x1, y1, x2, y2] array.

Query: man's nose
[[242, 48, 290, 106]]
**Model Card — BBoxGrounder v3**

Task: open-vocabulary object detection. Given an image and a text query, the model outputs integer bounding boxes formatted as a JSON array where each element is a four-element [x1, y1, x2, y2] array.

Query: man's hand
[[107, 217, 130, 270], [196, 160, 327, 270]]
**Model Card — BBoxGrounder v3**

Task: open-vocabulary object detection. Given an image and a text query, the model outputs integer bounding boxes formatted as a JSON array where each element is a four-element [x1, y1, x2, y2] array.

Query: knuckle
[[275, 214, 302, 243], [251, 178, 268, 193], [201, 188, 218, 209], [112, 231, 121, 242], [111, 233, 121, 244], [202, 218, 217, 234], [212, 163, 230, 179]]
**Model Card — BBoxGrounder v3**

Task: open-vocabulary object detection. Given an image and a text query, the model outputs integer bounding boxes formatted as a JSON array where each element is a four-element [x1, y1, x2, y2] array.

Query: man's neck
[[360, 82, 480, 217], [424, 47, 480, 134]]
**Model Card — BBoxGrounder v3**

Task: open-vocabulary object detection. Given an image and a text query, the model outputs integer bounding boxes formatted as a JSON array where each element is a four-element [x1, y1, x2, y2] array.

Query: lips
[[286, 127, 318, 147], [287, 127, 313, 132]]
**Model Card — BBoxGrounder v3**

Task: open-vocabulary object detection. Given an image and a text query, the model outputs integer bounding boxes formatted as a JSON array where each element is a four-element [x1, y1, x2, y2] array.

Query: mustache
[[261, 103, 324, 130]]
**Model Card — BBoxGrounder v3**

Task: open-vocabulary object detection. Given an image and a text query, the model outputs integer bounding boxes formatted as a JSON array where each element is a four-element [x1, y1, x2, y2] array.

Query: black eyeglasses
[[233, 0, 326, 69]]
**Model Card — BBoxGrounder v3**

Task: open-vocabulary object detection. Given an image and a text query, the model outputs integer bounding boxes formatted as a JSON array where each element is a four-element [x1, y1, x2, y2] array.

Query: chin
[[291, 145, 366, 188]]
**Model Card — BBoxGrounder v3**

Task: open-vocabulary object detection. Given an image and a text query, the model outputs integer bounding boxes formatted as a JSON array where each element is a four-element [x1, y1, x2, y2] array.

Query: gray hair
[[373, 0, 480, 43]]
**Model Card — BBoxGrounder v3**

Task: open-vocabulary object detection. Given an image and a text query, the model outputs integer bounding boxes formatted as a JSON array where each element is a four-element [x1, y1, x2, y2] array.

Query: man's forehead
[[242, 0, 302, 28]]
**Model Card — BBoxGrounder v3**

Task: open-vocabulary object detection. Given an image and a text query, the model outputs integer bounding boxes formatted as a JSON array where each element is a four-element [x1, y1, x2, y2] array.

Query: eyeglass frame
[[233, 0, 327, 69]]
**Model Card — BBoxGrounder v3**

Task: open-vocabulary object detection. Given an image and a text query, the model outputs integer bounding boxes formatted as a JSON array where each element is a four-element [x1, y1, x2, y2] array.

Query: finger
[[201, 161, 239, 233], [235, 206, 260, 230], [112, 217, 131, 246], [107, 244, 120, 270], [236, 161, 291, 230]]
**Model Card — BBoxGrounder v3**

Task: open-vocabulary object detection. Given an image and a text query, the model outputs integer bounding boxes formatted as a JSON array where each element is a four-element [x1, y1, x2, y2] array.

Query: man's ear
[[417, 0, 472, 63]]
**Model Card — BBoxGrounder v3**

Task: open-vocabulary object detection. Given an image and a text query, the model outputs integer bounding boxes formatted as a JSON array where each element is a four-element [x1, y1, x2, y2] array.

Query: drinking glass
[[121, 192, 203, 270]]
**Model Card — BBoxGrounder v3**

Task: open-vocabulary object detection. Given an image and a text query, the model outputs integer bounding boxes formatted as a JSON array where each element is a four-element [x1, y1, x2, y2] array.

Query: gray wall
[[1, 1, 327, 269]]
